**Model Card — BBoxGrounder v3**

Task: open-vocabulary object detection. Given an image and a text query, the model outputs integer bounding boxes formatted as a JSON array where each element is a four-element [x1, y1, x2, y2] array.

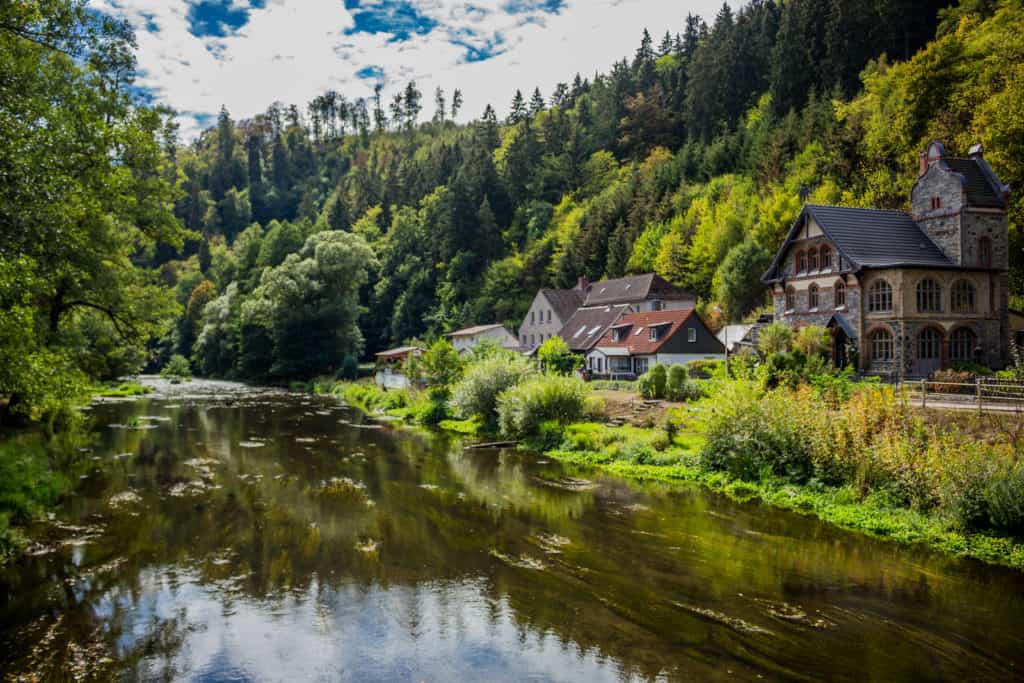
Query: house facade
[[519, 274, 696, 354], [518, 286, 584, 351], [374, 346, 424, 389], [447, 324, 519, 354], [587, 309, 725, 377], [761, 141, 1010, 379]]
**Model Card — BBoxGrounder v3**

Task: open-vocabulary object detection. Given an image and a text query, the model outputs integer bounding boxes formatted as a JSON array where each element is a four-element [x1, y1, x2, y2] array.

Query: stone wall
[[912, 163, 966, 264]]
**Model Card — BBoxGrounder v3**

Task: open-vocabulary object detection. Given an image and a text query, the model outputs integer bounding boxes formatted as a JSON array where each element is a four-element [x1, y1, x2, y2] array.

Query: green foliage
[[450, 354, 535, 423], [794, 325, 832, 358], [665, 364, 703, 401], [496, 375, 587, 439], [986, 462, 1024, 535], [536, 337, 578, 375], [161, 355, 192, 379], [420, 339, 463, 389], [638, 364, 668, 399], [338, 355, 360, 381], [0, 437, 70, 561], [757, 323, 793, 356]]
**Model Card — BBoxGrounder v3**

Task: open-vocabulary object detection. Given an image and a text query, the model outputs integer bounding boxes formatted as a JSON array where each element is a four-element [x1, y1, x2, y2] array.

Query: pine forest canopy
[[2, 0, 1023, 417]]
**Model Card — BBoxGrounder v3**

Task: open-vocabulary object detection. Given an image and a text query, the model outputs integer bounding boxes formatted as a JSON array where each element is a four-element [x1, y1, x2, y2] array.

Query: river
[[1, 378, 1023, 681]]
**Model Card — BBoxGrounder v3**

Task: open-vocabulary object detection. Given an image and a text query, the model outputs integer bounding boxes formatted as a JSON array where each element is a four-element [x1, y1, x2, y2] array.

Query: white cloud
[[99, 0, 732, 141]]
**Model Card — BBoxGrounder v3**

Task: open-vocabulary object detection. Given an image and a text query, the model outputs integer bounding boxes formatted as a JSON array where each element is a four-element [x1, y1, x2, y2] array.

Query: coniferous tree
[[508, 89, 527, 124]]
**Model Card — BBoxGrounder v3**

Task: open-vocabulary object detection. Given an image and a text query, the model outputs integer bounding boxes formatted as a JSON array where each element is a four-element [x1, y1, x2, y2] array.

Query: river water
[[1, 378, 1023, 681]]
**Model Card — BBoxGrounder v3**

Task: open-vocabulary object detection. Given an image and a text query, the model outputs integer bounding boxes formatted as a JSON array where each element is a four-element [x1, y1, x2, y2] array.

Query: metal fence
[[903, 377, 1024, 412]]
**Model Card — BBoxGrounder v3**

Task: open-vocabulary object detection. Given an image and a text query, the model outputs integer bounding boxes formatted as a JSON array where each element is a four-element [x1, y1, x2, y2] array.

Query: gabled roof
[[540, 288, 584, 321], [376, 346, 424, 359], [558, 305, 630, 352], [582, 273, 693, 306], [944, 158, 1008, 209], [447, 324, 510, 338], [594, 309, 695, 356], [762, 204, 953, 282], [716, 324, 753, 352]]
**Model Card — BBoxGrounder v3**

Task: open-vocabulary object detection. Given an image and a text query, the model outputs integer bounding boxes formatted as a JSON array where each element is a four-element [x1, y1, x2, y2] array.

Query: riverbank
[[327, 379, 1024, 571]]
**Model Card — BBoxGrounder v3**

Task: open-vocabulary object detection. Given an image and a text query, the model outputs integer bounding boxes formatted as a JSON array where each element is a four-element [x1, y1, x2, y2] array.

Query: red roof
[[594, 309, 695, 355]]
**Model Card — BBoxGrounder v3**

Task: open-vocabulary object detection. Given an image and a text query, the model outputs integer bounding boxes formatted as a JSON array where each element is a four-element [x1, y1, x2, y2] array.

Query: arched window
[[951, 280, 976, 313], [820, 246, 832, 270], [796, 250, 807, 273], [785, 286, 795, 311], [916, 278, 942, 313], [808, 248, 819, 272], [870, 328, 894, 361], [979, 237, 992, 267], [808, 283, 819, 309], [868, 280, 892, 313], [951, 327, 978, 363], [834, 281, 846, 308]]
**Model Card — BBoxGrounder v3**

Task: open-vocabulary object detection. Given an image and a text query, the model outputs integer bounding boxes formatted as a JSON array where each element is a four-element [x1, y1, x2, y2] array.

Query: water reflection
[[1, 378, 1024, 681]]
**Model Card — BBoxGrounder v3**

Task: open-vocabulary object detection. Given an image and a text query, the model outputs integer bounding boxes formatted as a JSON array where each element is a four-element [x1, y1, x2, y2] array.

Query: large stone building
[[761, 141, 1010, 379]]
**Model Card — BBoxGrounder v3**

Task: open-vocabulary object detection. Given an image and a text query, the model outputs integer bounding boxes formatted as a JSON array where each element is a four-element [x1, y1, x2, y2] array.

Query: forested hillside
[[3, 0, 1023, 418]]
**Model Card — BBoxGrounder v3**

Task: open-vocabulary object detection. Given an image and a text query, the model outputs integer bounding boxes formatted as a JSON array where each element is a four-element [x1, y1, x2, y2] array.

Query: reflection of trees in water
[[7, 392, 1024, 681]]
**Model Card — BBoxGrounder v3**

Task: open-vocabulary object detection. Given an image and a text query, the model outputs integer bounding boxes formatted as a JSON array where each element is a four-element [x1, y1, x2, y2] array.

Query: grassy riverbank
[[324, 353, 1024, 571]]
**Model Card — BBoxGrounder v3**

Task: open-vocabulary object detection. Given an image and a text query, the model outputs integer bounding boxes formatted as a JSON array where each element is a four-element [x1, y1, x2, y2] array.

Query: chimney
[[576, 275, 589, 292], [968, 143, 984, 159]]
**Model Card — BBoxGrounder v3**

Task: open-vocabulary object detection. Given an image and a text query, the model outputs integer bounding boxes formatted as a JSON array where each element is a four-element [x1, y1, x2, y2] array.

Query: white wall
[[655, 353, 725, 365]]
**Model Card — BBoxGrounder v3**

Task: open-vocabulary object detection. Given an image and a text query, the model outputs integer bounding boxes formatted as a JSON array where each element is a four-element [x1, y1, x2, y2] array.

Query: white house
[[447, 324, 519, 355]]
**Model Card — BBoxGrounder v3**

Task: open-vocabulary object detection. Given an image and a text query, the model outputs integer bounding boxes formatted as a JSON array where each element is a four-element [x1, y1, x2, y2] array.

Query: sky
[[96, 0, 731, 141]]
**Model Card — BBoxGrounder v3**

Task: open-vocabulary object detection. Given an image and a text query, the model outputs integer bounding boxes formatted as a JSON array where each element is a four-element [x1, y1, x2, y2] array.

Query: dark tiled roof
[[945, 158, 1007, 208], [558, 305, 630, 352], [541, 288, 584, 322], [805, 205, 952, 269], [594, 309, 695, 355], [582, 274, 693, 306]]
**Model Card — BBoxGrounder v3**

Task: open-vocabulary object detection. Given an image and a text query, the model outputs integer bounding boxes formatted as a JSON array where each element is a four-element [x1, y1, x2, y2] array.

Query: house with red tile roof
[[586, 309, 724, 378]]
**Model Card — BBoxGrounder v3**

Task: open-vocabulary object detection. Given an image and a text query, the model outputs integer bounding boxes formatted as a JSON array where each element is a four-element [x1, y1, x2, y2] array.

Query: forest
[[2, 0, 1023, 421]]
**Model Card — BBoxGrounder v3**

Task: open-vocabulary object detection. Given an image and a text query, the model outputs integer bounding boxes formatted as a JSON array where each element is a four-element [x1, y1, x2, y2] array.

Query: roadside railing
[[903, 377, 1024, 412]]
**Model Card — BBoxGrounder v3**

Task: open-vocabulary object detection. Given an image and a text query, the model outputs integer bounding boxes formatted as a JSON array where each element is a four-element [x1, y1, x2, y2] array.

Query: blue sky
[[97, 0, 728, 140]]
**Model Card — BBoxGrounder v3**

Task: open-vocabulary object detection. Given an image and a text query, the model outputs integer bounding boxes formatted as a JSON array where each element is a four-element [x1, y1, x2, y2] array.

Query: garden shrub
[[639, 364, 667, 399], [496, 375, 587, 439], [161, 354, 192, 379], [986, 462, 1024, 535], [687, 359, 723, 379], [337, 354, 359, 381], [582, 395, 606, 420], [665, 364, 703, 401], [450, 355, 534, 422]]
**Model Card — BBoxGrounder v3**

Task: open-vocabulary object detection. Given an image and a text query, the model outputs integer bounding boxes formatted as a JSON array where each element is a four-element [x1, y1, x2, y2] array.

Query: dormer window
[[649, 326, 662, 342]]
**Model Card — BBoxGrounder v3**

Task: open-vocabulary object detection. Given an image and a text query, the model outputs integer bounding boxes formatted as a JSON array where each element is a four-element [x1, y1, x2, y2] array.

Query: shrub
[[639, 364, 667, 399], [161, 354, 192, 379], [337, 354, 359, 381], [986, 462, 1024, 535], [410, 387, 451, 425], [537, 337, 579, 375], [590, 379, 638, 392], [450, 355, 534, 422], [757, 323, 793, 356], [665, 364, 703, 401], [794, 325, 831, 358], [582, 395, 606, 420], [421, 339, 463, 388], [496, 375, 587, 439], [687, 359, 723, 379], [698, 381, 817, 482]]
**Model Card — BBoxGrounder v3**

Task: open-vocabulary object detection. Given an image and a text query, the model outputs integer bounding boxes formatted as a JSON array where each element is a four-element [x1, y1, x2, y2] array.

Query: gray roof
[[763, 204, 953, 282], [582, 274, 693, 306], [945, 158, 1007, 208], [540, 288, 584, 322], [804, 205, 952, 269], [558, 305, 630, 352]]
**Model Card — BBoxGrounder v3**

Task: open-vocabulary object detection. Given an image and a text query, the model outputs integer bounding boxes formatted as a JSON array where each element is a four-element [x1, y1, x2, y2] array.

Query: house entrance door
[[832, 329, 848, 368], [917, 328, 943, 377]]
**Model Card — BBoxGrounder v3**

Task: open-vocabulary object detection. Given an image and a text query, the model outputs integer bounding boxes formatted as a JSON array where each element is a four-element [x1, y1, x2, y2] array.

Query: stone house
[[587, 309, 725, 378], [761, 141, 1010, 379]]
